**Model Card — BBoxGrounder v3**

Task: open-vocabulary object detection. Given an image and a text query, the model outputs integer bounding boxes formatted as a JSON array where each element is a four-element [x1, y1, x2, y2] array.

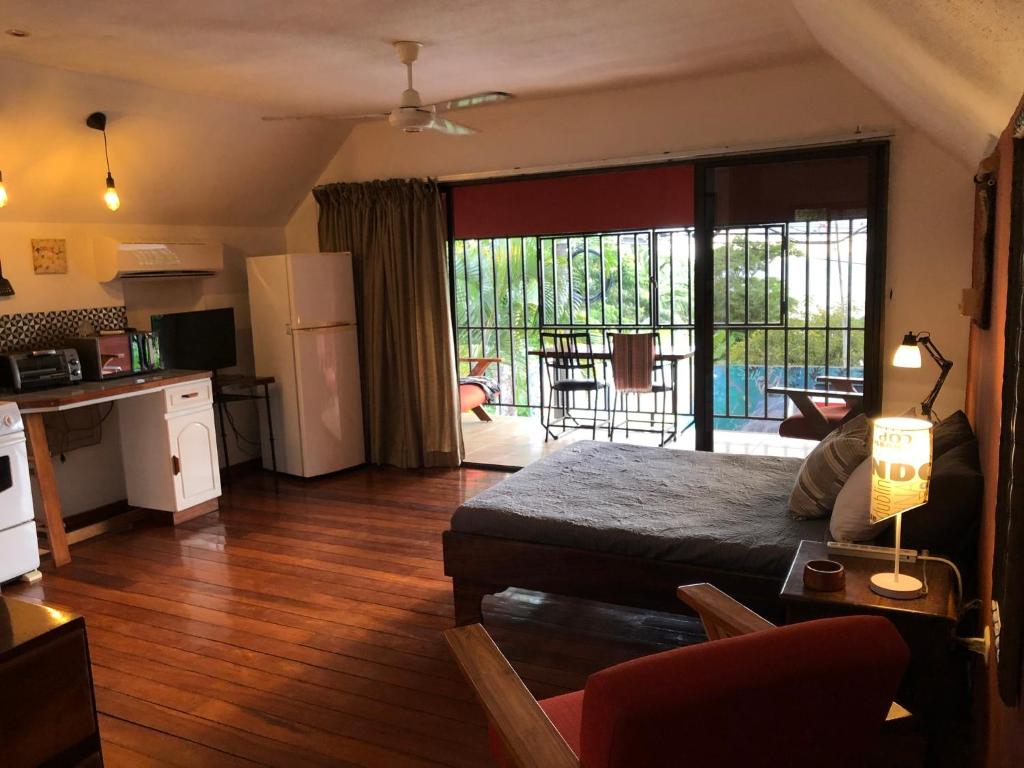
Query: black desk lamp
[[893, 331, 953, 419]]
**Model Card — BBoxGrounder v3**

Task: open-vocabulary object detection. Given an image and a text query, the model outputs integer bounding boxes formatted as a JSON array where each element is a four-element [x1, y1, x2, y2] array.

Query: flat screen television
[[151, 307, 237, 371]]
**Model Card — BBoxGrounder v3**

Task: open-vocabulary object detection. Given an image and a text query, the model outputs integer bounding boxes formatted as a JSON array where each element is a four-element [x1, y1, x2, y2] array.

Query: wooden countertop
[[1, 369, 212, 412]]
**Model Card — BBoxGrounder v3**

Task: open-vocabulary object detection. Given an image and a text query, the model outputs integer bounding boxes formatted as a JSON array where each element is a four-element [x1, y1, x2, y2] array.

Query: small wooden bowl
[[803, 559, 845, 592]]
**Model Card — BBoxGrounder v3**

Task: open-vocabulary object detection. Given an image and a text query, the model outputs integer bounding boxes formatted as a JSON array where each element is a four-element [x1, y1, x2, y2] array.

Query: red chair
[[778, 401, 852, 440], [776, 375, 864, 441], [444, 584, 910, 768]]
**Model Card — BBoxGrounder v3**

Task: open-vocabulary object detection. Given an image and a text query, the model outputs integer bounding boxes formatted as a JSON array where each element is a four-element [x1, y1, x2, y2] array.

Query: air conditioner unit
[[94, 238, 224, 282]]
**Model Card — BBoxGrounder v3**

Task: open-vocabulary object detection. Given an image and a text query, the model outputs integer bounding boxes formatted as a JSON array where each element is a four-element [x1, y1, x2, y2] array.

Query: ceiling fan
[[262, 41, 512, 135]]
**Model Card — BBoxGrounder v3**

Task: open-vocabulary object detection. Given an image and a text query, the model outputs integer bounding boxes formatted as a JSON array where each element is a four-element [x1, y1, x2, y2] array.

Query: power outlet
[[992, 600, 1003, 663]]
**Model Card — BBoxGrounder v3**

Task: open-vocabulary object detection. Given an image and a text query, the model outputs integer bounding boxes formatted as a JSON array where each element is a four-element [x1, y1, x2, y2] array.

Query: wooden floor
[[8, 466, 703, 767]]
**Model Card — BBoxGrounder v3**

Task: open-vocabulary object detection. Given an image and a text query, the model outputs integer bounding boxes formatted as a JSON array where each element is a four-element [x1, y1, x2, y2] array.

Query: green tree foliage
[[453, 224, 866, 419]]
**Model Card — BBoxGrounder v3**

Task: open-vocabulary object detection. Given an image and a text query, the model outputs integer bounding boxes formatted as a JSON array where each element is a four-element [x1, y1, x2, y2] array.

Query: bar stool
[[539, 331, 607, 441], [607, 331, 674, 444]]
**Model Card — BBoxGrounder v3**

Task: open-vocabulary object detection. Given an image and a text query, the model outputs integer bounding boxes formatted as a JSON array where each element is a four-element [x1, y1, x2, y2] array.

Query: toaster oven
[[0, 348, 83, 392]]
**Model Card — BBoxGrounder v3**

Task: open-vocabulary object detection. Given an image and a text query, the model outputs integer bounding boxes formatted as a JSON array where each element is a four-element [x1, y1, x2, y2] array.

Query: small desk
[[528, 346, 695, 444], [213, 374, 277, 484], [4, 369, 214, 567], [780, 540, 959, 765]]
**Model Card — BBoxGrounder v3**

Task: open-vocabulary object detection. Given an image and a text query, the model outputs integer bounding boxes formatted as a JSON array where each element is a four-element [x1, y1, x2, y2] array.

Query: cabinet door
[[167, 409, 221, 509]]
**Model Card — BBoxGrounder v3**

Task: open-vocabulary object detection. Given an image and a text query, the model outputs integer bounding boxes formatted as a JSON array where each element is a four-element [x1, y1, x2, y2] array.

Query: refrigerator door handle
[[285, 323, 292, 336]]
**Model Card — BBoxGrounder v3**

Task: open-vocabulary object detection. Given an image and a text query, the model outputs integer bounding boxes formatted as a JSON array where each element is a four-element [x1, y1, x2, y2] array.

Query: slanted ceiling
[[792, 0, 1024, 164], [0, 57, 347, 226], [0, 1, 1020, 226]]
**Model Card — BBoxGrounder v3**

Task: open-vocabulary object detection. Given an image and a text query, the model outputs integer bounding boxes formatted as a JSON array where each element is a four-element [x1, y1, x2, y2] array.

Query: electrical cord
[[916, 550, 964, 621], [54, 403, 115, 463], [919, 555, 993, 660], [220, 401, 261, 456]]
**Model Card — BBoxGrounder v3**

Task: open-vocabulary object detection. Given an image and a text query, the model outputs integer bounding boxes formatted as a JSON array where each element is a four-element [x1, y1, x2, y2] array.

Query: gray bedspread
[[452, 441, 827, 577]]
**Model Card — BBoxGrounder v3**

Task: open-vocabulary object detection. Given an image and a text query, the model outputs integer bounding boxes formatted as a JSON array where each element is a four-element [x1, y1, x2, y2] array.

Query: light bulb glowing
[[892, 333, 922, 369], [104, 173, 120, 212], [0, 171, 7, 208]]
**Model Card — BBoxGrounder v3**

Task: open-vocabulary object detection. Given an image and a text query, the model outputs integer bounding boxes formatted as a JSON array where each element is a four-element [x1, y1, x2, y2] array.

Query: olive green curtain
[[313, 179, 463, 468]]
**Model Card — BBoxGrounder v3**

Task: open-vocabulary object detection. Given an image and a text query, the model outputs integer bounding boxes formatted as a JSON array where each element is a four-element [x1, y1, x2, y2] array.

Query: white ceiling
[[0, 1, 1020, 225], [792, 0, 1024, 163], [0, 0, 819, 114]]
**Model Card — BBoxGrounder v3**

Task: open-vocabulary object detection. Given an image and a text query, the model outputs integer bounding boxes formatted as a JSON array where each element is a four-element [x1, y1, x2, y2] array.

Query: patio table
[[528, 346, 695, 445]]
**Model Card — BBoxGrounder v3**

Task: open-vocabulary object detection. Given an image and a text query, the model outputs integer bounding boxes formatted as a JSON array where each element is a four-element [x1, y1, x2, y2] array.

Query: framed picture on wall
[[31, 238, 68, 274]]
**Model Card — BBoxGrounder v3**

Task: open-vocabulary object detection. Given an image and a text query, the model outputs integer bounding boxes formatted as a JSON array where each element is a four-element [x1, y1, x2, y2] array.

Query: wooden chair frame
[[460, 356, 503, 422], [443, 583, 909, 768]]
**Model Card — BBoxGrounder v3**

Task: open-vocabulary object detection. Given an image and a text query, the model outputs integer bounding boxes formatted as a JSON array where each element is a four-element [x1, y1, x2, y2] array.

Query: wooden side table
[[780, 540, 961, 766], [0, 596, 102, 767]]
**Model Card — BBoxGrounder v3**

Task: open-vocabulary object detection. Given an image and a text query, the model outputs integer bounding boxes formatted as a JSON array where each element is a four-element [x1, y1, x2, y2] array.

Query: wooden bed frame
[[443, 529, 789, 626]]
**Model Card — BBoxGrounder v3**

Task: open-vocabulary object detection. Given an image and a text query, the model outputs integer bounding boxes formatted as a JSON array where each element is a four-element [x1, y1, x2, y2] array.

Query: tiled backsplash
[[0, 305, 128, 353]]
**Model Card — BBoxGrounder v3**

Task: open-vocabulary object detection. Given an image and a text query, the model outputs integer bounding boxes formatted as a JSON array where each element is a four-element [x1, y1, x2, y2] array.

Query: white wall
[[0, 219, 284, 517], [286, 57, 976, 417]]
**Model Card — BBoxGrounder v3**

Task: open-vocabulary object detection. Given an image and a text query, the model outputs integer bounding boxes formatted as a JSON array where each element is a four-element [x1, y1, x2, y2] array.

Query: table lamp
[[893, 331, 952, 419], [869, 417, 933, 599]]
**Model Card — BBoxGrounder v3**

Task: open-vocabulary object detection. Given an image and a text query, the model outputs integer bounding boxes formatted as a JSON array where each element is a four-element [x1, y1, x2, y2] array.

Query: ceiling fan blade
[[261, 112, 388, 122], [431, 91, 512, 113], [429, 117, 477, 136]]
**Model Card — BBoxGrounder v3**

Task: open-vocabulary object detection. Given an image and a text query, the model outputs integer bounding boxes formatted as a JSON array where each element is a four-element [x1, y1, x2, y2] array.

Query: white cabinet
[[119, 380, 221, 514], [167, 410, 220, 509]]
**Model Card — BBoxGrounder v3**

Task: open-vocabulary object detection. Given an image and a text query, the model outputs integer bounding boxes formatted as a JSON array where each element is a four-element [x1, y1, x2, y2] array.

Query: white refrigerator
[[247, 252, 365, 477]]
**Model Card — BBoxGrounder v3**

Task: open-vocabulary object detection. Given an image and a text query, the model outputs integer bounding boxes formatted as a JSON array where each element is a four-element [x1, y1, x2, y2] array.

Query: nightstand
[[780, 540, 962, 767]]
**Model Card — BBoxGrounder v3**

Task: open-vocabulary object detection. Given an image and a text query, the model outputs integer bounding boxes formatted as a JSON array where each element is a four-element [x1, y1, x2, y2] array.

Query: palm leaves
[[452, 219, 867, 425]]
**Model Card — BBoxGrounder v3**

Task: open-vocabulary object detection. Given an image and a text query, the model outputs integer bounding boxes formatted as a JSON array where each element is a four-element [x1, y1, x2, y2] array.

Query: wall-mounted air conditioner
[[94, 238, 224, 282]]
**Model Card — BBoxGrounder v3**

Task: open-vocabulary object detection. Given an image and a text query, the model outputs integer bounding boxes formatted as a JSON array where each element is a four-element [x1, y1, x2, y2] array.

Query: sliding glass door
[[446, 142, 888, 453], [694, 145, 887, 450]]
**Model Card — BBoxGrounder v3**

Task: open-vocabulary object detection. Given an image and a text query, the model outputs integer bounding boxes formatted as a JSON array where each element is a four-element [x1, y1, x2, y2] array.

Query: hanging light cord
[[102, 129, 112, 175]]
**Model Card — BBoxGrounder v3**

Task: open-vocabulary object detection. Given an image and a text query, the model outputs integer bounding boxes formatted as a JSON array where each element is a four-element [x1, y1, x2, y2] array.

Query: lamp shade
[[892, 333, 923, 368], [869, 417, 933, 524]]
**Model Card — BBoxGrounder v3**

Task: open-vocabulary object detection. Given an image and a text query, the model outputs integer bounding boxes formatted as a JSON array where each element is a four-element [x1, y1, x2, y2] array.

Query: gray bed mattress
[[452, 441, 828, 578]]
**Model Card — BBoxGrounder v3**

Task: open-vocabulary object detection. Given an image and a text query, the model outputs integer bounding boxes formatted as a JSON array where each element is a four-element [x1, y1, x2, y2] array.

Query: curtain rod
[[436, 128, 894, 183]]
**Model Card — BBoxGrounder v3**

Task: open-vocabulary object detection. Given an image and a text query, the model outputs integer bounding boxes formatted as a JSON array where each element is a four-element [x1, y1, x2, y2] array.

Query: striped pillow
[[789, 413, 871, 520]]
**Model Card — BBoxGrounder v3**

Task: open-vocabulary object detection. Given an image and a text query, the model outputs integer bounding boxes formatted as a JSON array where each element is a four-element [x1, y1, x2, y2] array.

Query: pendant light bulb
[[87, 112, 121, 212], [0, 171, 8, 208], [104, 172, 120, 212]]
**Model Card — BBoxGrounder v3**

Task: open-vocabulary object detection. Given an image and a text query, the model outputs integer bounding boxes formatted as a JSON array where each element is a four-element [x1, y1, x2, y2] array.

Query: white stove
[[0, 401, 39, 585]]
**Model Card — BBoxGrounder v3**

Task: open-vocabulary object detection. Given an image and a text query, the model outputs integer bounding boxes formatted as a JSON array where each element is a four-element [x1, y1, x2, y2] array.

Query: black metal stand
[[212, 372, 278, 491]]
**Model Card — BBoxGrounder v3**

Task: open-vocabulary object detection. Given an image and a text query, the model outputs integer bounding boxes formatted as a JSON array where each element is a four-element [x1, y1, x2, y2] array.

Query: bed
[[444, 441, 827, 624]]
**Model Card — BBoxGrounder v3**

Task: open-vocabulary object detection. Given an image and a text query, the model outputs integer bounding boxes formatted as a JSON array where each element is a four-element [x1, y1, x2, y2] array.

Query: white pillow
[[828, 458, 892, 542]]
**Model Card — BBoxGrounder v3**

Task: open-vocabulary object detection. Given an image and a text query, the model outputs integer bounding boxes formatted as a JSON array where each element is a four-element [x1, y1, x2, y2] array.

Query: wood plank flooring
[[8, 466, 702, 767]]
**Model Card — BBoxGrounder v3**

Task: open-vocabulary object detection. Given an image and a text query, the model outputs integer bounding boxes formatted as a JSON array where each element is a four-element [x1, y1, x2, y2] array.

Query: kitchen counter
[[9, 369, 219, 568], [3, 368, 211, 412]]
